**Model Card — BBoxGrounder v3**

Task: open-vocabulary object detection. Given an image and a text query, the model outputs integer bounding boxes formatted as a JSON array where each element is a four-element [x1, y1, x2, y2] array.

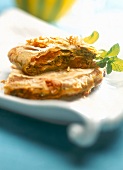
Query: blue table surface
[[1, 1, 123, 170]]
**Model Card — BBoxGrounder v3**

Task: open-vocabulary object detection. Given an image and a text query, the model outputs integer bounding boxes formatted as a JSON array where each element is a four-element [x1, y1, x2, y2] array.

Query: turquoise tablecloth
[[1, 1, 123, 170], [1, 108, 123, 170]]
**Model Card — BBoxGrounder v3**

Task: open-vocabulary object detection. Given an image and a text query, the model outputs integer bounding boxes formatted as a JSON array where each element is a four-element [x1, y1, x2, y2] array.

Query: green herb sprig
[[83, 31, 123, 74]]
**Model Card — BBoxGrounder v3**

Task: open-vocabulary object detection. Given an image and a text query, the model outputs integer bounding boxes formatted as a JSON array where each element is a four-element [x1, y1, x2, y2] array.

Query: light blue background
[[1, 108, 123, 170], [1, 1, 123, 170]]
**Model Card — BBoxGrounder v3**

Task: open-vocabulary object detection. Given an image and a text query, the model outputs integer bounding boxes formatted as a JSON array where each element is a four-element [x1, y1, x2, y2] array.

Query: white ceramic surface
[[0, 8, 123, 147]]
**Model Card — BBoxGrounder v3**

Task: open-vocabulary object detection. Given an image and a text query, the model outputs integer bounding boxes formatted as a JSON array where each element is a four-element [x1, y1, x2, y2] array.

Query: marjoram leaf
[[99, 50, 107, 58], [107, 43, 120, 57], [83, 31, 99, 44], [112, 57, 123, 72], [106, 62, 112, 74]]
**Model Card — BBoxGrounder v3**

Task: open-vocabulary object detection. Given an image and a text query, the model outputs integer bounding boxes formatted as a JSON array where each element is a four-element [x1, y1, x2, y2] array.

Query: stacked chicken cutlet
[[4, 36, 104, 99]]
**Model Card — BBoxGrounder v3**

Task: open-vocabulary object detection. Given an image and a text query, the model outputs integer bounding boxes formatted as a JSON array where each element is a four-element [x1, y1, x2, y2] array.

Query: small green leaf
[[99, 50, 107, 58], [97, 57, 109, 63], [97, 57, 109, 68], [106, 62, 112, 74], [112, 57, 123, 72], [97, 61, 106, 68], [107, 43, 120, 57], [108, 56, 117, 63], [83, 31, 99, 44]]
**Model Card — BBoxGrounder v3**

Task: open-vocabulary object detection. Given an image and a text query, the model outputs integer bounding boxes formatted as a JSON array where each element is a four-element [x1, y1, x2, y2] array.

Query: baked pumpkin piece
[[4, 67, 104, 100], [8, 36, 98, 76]]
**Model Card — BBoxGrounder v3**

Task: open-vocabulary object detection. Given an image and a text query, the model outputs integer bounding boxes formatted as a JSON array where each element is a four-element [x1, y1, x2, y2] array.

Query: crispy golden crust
[[4, 67, 104, 100], [8, 36, 98, 76]]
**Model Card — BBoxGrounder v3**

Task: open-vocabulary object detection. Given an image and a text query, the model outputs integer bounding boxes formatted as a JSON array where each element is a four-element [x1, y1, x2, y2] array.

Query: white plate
[[0, 8, 123, 147]]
